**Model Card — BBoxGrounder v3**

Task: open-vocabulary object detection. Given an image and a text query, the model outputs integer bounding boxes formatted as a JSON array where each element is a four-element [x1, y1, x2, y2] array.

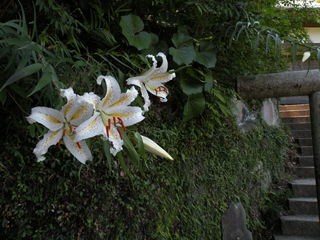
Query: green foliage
[[0, 0, 312, 239], [1, 102, 291, 239]]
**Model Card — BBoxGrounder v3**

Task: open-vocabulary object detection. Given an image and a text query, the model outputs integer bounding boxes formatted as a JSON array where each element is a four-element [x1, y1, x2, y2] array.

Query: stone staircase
[[274, 104, 320, 240]]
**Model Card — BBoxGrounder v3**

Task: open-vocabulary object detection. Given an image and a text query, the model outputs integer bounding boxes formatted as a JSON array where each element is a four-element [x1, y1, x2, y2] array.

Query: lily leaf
[[195, 41, 217, 68], [134, 132, 145, 161], [1, 63, 43, 91], [183, 93, 205, 122], [120, 13, 151, 50], [169, 32, 196, 65]]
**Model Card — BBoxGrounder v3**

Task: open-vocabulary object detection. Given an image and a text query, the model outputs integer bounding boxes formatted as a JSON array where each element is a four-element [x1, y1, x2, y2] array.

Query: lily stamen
[[159, 86, 168, 94], [117, 128, 123, 140], [117, 118, 126, 131], [106, 126, 109, 138], [63, 129, 67, 137], [58, 138, 62, 147], [155, 89, 158, 95], [113, 117, 116, 127], [77, 142, 81, 149]]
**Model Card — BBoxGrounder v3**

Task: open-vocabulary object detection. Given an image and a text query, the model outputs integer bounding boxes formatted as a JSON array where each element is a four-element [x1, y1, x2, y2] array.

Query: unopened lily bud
[[139, 135, 173, 160], [302, 51, 311, 62]]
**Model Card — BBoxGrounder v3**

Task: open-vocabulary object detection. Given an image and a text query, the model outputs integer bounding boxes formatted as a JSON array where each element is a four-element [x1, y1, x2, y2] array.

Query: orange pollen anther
[[117, 128, 123, 140], [58, 138, 62, 147], [117, 118, 126, 131], [108, 118, 111, 129], [69, 126, 72, 132], [158, 97, 161, 103], [77, 142, 81, 149], [113, 117, 116, 127], [63, 129, 67, 137], [155, 89, 158, 95]]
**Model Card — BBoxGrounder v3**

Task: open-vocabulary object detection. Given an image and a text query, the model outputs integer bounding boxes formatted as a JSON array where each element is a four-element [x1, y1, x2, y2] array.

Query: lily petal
[[107, 106, 144, 127], [69, 102, 94, 127], [73, 112, 106, 142], [108, 86, 138, 109], [76, 92, 101, 110], [102, 125, 123, 156], [26, 107, 64, 131], [33, 129, 63, 161], [98, 75, 122, 109], [60, 88, 78, 121], [64, 134, 92, 164], [157, 52, 168, 72]]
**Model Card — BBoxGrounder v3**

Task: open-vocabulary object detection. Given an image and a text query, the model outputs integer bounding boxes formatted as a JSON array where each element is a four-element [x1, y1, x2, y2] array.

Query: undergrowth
[[1, 92, 291, 239]]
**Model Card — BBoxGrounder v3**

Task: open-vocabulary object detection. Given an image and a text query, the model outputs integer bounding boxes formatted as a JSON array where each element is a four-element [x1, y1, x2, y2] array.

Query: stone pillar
[[308, 91, 320, 224]]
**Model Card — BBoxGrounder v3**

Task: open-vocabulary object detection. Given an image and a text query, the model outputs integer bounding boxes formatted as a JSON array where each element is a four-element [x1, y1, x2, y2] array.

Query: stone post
[[309, 92, 320, 223]]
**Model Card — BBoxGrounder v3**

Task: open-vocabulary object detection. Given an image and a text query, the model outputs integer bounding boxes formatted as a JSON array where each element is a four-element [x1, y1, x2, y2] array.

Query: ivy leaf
[[141, 33, 168, 56], [180, 68, 203, 96], [183, 93, 205, 122], [120, 13, 151, 50], [195, 41, 217, 68], [169, 32, 195, 65]]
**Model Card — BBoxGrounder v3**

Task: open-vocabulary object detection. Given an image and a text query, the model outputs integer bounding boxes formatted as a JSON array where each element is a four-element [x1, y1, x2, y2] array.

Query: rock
[[261, 98, 281, 127], [221, 202, 253, 240]]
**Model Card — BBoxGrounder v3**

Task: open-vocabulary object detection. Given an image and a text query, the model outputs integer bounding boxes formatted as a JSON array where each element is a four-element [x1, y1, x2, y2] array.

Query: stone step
[[295, 166, 315, 178], [282, 116, 311, 123], [288, 197, 318, 215], [280, 104, 310, 111], [297, 138, 313, 147], [274, 235, 320, 240], [280, 215, 320, 237], [298, 156, 314, 167], [280, 110, 310, 118], [289, 179, 316, 198], [291, 130, 312, 139], [300, 146, 314, 156], [287, 122, 312, 131], [292, 131, 312, 139]]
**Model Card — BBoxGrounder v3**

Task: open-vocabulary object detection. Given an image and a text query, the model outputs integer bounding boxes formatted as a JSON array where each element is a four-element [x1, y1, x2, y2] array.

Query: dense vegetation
[[1, 0, 318, 239]]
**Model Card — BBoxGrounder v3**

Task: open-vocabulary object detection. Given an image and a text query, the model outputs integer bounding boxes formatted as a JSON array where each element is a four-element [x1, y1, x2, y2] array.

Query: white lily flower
[[302, 51, 311, 62], [26, 88, 94, 164], [126, 52, 176, 111], [139, 135, 173, 160], [74, 75, 144, 156]]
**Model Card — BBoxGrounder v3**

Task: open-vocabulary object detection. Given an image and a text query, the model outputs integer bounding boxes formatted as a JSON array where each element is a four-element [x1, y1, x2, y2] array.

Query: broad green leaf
[[1, 63, 43, 91], [141, 33, 168, 56], [204, 71, 214, 92], [120, 14, 151, 50], [195, 41, 217, 68], [103, 141, 112, 175], [183, 93, 205, 122], [169, 32, 195, 65], [180, 68, 204, 96]]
